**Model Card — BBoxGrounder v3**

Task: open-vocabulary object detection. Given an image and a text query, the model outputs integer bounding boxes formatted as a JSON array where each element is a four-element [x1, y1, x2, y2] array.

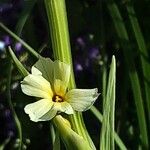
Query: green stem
[[50, 124, 56, 145], [8, 47, 29, 77], [0, 22, 39, 58], [6, 58, 22, 150], [15, 0, 37, 36], [44, 0, 96, 149], [90, 106, 127, 150], [0, 137, 10, 150], [126, 1, 150, 125]]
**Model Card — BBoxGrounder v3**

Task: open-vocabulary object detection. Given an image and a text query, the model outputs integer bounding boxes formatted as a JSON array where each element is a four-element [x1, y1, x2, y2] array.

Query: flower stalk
[[44, 0, 96, 149], [6, 56, 22, 150]]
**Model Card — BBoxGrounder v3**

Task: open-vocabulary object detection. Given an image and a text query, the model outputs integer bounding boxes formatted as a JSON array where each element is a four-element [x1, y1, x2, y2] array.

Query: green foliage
[[100, 56, 116, 150], [0, 0, 150, 149]]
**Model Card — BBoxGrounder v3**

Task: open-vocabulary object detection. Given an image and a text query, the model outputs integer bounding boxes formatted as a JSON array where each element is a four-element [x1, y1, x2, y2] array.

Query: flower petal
[[24, 99, 53, 122], [39, 103, 61, 121], [31, 66, 42, 75], [34, 57, 54, 84], [56, 102, 74, 114], [54, 79, 66, 96], [38, 107, 58, 121], [53, 60, 70, 88], [65, 88, 99, 111], [34, 57, 71, 88], [39, 102, 74, 121], [21, 74, 53, 99], [60, 102, 74, 114]]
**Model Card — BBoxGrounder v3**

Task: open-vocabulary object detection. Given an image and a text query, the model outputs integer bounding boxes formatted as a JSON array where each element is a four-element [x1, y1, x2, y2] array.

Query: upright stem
[[6, 58, 22, 150], [44, 0, 96, 149]]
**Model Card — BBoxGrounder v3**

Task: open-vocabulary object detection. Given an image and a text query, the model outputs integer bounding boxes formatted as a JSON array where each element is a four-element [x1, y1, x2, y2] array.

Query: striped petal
[[21, 74, 53, 99], [60, 102, 74, 114], [38, 102, 74, 121], [31, 66, 42, 75], [54, 79, 66, 97], [53, 60, 70, 89], [34, 57, 54, 84], [65, 88, 99, 111], [24, 99, 53, 122]]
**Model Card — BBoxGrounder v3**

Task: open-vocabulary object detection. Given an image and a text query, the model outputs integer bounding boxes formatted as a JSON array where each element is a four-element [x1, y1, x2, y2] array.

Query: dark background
[[0, 0, 150, 149]]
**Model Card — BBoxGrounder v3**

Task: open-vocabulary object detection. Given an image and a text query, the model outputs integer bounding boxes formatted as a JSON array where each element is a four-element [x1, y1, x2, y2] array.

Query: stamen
[[52, 95, 63, 102]]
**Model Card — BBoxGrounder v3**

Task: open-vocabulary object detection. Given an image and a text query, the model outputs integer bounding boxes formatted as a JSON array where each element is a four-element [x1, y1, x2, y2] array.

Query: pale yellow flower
[[21, 57, 99, 122]]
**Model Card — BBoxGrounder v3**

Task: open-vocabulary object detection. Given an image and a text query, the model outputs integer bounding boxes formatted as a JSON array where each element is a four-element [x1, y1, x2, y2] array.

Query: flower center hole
[[52, 95, 64, 102]]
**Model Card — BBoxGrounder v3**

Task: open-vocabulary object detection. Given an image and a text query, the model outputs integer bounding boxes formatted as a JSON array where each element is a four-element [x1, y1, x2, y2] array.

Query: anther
[[52, 95, 63, 102]]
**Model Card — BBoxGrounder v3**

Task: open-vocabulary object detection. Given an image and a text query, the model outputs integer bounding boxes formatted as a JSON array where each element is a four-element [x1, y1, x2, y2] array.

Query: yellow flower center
[[52, 95, 64, 102]]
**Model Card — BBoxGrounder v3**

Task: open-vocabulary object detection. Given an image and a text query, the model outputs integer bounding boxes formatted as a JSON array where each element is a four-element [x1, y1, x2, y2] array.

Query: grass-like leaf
[[0, 23, 39, 58], [126, 1, 150, 125], [100, 56, 116, 150], [15, 0, 37, 36], [6, 58, 22, 150], [91, 106, 127, 150], [106, 1, 149, 148], [8, 47, 29, 77]]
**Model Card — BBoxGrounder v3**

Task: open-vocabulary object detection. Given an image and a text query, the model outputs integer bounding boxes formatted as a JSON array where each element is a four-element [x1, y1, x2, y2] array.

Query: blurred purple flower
[[8, 130, 15, 138], [3, 35, 11, 46], [74, 34, 100, 73], [15, 42, 22, 52], [85, 59, 90, 67], [76, 37, 86, 49], [4, 109, 11, 118], [75, 63, 83, 72], [0, 101, 16, 139], [0, 36, 23, 54], [0, 0, 23, 26], [88, 47, 99, 59], [0, 3, 13, 13]]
